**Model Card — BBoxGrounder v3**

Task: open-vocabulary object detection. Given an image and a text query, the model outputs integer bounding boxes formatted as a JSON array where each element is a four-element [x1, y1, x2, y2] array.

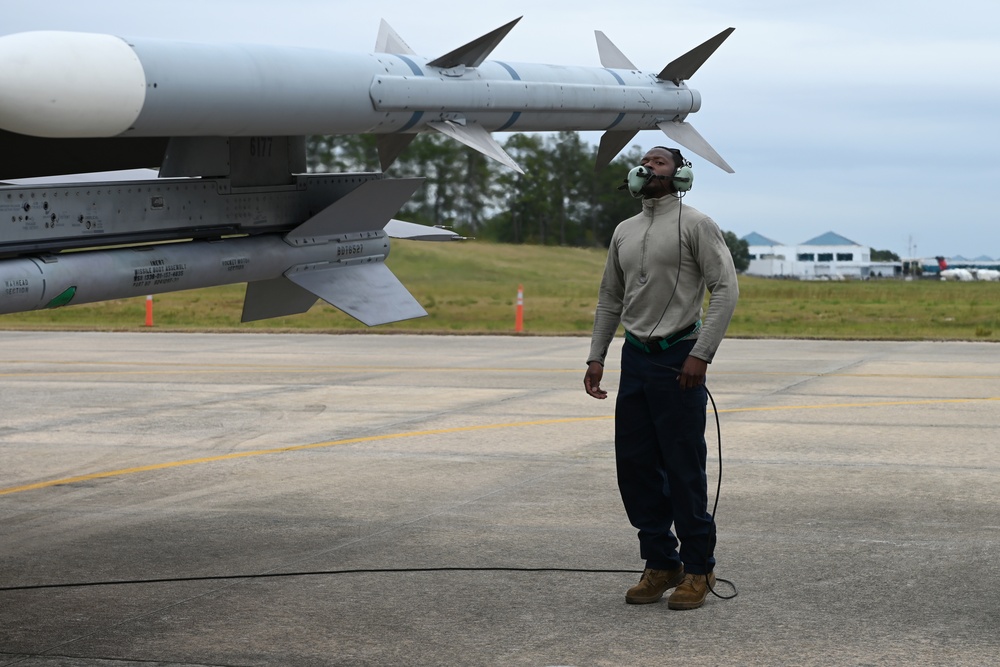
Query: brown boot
[[667, 572, 716, 610], [625, 565, 685, 604]]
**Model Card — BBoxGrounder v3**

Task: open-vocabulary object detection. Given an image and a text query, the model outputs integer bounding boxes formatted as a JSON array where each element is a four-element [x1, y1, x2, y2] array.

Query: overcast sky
[[4, 0, 998, 258]]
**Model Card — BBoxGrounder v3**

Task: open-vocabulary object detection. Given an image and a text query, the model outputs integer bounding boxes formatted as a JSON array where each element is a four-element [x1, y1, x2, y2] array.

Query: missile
[[0, 18, 734, 324], [0, 224, 425, 325], [0, 176, 455, 324], [0, 18, 734, 173]]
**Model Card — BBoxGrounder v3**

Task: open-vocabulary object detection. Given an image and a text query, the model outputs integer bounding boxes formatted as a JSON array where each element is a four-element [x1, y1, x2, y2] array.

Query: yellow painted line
[[2, 396, 998, 498], [0, 416, 608, 497], [713, 371, 1000, 380], [717, 396, 1000, 413], [4, 360, 1000, 381], [0, 364, 581, 378]]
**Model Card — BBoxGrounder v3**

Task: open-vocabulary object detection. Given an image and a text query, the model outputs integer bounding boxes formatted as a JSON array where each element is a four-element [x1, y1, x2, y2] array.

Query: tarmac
[[0, 331, 997, 666]]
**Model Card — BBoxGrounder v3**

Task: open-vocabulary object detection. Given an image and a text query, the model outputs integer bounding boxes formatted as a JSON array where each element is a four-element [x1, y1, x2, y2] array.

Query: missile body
[[0, 30, 697, 139], [0, 231, 422, 325]]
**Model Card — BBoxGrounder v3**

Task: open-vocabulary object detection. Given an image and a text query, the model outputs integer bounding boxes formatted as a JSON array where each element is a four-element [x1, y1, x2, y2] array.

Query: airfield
[[1, 331, 997, 666]]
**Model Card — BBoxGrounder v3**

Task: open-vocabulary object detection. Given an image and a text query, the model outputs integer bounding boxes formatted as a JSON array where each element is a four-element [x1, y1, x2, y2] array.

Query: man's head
[[639, 146, 687, 197]]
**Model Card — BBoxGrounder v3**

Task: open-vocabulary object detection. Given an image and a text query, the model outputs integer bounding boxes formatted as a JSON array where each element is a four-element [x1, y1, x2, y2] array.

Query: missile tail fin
[[385, 219, 465, 241], [377, 134, 417, 172], [427, 17, 521, 69], [286, 178, 423, 242], [595, 130, 638, 172], [287, 262, 426, 326], [375, 19, 416, 55], [595, 31, 636, 70], [657, 120, 734, 173], [428, 120, 523, 173], [242, 277, 318, 322], [657, 27, 735, 84]]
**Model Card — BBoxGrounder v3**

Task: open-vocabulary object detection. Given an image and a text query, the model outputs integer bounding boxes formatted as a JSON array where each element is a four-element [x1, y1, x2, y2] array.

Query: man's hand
[[584, 361, 607, 399], [677, 355, 708, 390]]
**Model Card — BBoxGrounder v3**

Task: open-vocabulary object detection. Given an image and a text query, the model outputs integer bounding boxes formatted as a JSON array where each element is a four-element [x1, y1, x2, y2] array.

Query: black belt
[[624, 320, 701, 354]]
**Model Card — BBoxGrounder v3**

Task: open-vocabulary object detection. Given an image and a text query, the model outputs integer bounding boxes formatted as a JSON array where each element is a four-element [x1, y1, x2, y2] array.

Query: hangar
[[743, 231, 900, 279]]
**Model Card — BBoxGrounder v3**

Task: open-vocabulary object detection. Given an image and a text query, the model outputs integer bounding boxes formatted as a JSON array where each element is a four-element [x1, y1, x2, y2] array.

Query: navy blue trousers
[[615, 339, 716, 574]]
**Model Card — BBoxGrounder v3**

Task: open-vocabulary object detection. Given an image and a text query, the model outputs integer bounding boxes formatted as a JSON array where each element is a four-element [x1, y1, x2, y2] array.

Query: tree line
[[307, 132, 750, 270]]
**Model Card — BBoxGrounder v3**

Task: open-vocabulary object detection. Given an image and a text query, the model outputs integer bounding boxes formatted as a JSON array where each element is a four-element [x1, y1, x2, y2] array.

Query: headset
[[619, 149, 694, 198]]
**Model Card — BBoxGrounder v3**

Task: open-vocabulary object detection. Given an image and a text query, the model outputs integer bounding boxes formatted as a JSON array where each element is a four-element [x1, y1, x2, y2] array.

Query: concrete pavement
[[1, 332, 998, 666]]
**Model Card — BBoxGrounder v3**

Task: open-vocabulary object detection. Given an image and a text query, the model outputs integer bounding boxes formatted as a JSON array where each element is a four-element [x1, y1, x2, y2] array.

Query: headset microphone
[[619, 164, 695, 198], [620, 165, 655, 198]]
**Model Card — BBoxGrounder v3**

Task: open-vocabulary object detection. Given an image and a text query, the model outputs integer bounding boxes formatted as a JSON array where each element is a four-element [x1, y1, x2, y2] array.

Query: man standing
[[584, 146, 738, 609]]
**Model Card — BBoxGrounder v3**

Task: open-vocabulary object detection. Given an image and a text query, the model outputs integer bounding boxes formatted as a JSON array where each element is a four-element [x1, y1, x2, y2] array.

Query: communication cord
[[1, 568, 649, 592], [639, 189, 738, 602]]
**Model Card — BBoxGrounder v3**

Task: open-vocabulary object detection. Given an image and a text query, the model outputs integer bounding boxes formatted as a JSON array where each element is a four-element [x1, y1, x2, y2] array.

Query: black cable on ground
[[0, 567, 645, 592]]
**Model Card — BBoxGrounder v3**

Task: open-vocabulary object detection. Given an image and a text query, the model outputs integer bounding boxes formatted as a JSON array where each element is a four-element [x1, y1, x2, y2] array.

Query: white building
[[743, 232, 896, 279]]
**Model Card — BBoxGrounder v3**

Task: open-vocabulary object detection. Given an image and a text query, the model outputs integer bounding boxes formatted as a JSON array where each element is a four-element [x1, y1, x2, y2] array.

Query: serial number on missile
[[337, 243, 365, 257], [132, 263, 187, 288]]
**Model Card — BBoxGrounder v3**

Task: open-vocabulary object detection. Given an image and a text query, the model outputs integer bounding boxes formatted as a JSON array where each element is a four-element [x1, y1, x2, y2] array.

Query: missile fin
[[385, 218, 465, 241], [286, 178, 424, 242], [287, 262, 426, 326], [376, 134, 417, 172], [428, 120, 523, 174], [595, 130, 638, 172], [657, 27, 735, 84], [427, 17, 521, 69], [657, 120, 734, 173], [595, 31, 636, 70], [375, 19, 416, 55], [241, 277, 318, 322]]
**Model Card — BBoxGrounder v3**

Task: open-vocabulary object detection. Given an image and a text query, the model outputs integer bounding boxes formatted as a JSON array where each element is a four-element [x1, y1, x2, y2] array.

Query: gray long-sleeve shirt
[[587, 194, 739, 365]]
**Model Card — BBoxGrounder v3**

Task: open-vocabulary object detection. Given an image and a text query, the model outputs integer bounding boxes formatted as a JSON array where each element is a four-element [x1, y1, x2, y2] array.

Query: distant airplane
[[0, 18, 734, 324], [935, 257, 999, 282]]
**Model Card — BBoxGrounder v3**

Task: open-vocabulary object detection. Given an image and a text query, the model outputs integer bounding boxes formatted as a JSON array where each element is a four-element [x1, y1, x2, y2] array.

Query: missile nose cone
[[0, 31, 146, 138]]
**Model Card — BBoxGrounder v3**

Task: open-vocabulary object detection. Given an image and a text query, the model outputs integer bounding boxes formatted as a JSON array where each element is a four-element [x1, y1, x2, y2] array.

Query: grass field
[[2, 240, 999, 341]]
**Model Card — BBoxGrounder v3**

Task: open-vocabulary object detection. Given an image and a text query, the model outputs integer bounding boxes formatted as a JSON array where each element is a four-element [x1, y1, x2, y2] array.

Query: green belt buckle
[[626, 320, 701, 354], [625, 330, 654, 352]]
